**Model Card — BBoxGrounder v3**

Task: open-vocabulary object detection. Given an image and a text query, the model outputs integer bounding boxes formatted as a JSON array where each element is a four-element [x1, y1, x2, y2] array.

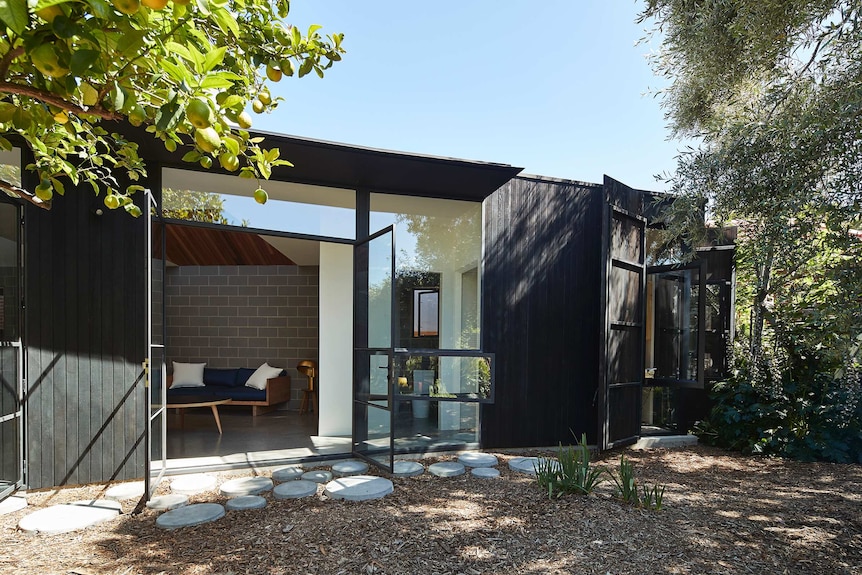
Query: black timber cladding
[[24, 172, 148, 489], [481, 176, 605, 448]]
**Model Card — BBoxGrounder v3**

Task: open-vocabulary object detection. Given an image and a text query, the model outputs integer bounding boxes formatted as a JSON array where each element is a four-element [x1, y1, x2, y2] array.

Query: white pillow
[[245, 362, 282, 390], [171, 362, 206, 388]]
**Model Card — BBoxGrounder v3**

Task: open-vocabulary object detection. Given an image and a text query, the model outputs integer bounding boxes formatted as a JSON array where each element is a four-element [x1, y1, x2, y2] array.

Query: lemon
[[31, 43, 69, 79], [219, 153, 240, 171], [252, 99, 265, 114], [194, 127, 221, 153], [35, 4, 64, 22], [128, 106, 146, 127], [142, 0, 168, 8], [186, 98, 212, 129], [104, 194, 120, 209], [266, 64, 282, 82], [53, 111, 69, 124], [257, 90, 272, 105], [253, 188, 268, 204], [164, 139, 177, 152], [35, 180, 53, 202], [112, 0, 141, 15], [237, 111, 253, 129], [199, 156, 213, 169]]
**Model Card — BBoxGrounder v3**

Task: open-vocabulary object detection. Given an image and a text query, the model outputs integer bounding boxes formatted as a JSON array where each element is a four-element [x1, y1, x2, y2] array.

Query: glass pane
[[648, 269, 699, 382], [371, 194, 482, 350], [162, 168, 356, 239], [354, 351, 390, 407], [367, 231, 392, 348], [0, 418, 17, 493], [150, 346, 166, 411], [393, 353, 493, 401], [0, 346, 17, 418], [0, 202, 19, 342], [353, 402, 392, 469], [150, 410, 163, 468], [393, 399, 479, 451]]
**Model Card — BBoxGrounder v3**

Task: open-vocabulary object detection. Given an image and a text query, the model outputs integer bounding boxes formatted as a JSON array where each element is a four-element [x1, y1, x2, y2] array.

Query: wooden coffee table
[[165, 395, 233, 434]]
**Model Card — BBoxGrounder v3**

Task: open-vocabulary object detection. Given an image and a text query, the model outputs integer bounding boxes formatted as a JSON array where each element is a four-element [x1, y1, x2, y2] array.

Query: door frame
[[145, 189, 167, 498]]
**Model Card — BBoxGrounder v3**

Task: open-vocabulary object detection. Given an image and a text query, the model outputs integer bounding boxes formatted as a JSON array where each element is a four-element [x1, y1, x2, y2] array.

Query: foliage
[[641, 1, 862, 462], [610, 455, 666, 511], [0, 0, 345, 213], [534, 434, 605, 499]]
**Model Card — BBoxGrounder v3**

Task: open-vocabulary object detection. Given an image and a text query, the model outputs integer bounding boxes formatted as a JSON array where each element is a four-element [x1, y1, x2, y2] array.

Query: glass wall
[[370, 193, 486, 450], [162, 167, 356, 239]]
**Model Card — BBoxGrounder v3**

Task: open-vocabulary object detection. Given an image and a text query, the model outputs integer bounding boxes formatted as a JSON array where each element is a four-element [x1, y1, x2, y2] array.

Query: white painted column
[[318, 242, 353, 437]]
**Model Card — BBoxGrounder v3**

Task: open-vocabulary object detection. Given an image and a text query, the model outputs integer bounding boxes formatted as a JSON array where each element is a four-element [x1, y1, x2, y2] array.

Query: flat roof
[[117, 123, 523, 202]]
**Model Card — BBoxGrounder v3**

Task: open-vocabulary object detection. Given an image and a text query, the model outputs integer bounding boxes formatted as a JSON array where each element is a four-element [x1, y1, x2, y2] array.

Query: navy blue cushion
[[236, 367, 256, 386], [204, 368, 240, 387], [221, 386, 267, 401], [167, 385, 267, 402], [167, 386, 214, 397]]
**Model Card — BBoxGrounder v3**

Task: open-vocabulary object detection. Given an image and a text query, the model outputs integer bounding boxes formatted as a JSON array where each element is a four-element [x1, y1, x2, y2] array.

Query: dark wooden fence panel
[[24, 182, 147, 489], [481, 176, 604, 448]]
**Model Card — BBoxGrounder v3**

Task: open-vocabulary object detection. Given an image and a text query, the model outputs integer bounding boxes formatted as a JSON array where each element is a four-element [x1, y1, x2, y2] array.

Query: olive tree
[[0, 0, 345, 214]]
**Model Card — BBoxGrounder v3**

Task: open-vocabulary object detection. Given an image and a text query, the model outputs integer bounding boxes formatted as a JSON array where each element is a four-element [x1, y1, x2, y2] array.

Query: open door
[[0, 198, 23, 501], [599, 177, 646, 450], [145, 190, 167, 498], [352, 226, 395, 472]]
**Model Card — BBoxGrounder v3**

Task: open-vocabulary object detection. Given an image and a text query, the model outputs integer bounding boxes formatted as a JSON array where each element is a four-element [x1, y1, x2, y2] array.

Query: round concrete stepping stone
[[105, 481, 145, 501], [273, 480, 318, 499], [325, 475, 393, 501], [225, 495, 267, 510], [508, 457, 560, 476], [392, 461, 424, 477], [170, 474, 217, 495], [458, 452, 499, 468], [471, 467, 501, 479], [156, 503, 225, 530], [302, 470, 333, 484], [0, 496, 26, 515], [219, 476, 273, 497], [146, 494, 189, 511], [19, 499, 121, 534], [428, 462, 466, 477], [332, 460, 369, 477], [272, 466, 304, 482]]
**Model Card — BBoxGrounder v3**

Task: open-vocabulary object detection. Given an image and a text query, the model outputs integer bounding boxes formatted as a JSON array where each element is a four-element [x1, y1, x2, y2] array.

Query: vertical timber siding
[[25, 187, 146, 489], [481, 176, 604, 448]]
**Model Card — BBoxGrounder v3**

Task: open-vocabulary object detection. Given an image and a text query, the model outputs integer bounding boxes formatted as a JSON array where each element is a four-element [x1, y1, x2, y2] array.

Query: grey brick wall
[[165, 264, 319, 409]]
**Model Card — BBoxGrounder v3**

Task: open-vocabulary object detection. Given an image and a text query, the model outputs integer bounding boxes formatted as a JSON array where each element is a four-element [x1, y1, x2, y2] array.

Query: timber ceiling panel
[[155, 223, 295, 266]]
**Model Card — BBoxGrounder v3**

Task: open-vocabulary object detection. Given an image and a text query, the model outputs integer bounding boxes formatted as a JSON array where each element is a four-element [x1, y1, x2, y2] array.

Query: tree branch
[[0, 47, 24, 80], [0, 81, 122, 121], [0, 180, 50, 210]]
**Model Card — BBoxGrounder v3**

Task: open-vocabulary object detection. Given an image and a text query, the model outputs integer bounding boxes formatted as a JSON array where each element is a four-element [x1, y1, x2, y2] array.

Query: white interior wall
[[318, 242, 353, 437]]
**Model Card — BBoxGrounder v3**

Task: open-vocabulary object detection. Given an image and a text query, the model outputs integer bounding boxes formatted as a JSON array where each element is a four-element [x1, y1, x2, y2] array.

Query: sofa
[[167, 366, 291, 416]]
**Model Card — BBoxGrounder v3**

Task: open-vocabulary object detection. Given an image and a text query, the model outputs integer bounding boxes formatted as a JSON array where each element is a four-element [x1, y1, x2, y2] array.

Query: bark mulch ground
[[0, 445, 860, 575]]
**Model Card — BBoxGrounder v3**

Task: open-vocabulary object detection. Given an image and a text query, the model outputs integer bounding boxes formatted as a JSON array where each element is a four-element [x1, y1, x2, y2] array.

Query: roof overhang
[[112, 122, 523, 202]]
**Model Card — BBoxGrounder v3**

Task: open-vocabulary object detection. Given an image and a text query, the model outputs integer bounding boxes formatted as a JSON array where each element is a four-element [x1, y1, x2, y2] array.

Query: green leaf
[[0, 136, 11, 151], [164, 41, 194, 64], [117, 30, 147, 57], [160, 59, 190, 84], [49, 177, 65, 196], [211, 7, 239, 39], [291, 24, 301, 46], [307, 24, 321, 37], [155, 99, 183, 132], [51, 15, 80, 39], [70, 49, 100, 76], [83, 0, 112, 19], [222, 135, 239, 155], [0, 0, 27, 35], [200, 74, 234, 90], [298, 59, 313, 78], [202, 46, 226, 73], [220, 94, 243, 109]]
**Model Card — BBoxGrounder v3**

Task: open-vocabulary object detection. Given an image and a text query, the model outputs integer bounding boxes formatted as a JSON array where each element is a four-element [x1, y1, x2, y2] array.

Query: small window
[[412, 288, 439, 337]]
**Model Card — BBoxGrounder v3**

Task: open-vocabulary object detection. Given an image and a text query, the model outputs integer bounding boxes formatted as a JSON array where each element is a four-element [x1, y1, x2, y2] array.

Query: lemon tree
[[0, 0, 345, 214]]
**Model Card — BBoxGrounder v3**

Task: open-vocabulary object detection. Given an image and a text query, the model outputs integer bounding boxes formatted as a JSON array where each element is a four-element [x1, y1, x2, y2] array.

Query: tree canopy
[[641, 1, 862, 461], [0, 0, 344, 214]]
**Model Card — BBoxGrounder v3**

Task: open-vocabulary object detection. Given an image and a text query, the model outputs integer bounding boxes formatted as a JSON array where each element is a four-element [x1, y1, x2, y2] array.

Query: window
[[412, 288, 439, 337]]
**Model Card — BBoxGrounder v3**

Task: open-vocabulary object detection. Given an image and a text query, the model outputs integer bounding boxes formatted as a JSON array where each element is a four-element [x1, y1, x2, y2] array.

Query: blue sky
[[261, 1, 686, 192]]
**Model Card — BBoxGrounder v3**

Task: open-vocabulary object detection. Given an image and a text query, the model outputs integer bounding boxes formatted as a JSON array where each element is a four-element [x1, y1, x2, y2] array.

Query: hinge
[[142, 359, 149, 388]]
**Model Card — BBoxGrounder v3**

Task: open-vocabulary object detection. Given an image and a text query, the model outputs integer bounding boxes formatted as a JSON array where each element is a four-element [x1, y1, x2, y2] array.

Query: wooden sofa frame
[[167, 375, 291, 417]]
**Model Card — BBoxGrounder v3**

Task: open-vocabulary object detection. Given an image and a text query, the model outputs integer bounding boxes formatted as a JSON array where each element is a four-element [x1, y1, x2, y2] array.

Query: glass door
[[0, 198, 23, 501], [145, 189, 167, 497], [352, 226, 395, 472]]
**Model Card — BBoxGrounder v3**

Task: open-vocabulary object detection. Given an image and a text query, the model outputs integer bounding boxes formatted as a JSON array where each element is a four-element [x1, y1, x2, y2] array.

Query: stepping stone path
[[156, 503, 225, 530], [19, 499, 121, 534], [458, 452, 499, 468], [273, 480, 318, 500], [508, 457, 560, 476], [171, 474, 217, 495], [325, 476, 393, 501], [146, 494, 189, 511], [105, 481, 145, 501], [428, 462, 466, 477], [219, 477, 273, 497], [302, 470, 333, 484], [471, 467, 501, 479], [392, 461, 424, 477], [272, 466, 304, 482], [0, 496, 26, 515], [225, 495, 267, 510], [331, 460, 369, 477]]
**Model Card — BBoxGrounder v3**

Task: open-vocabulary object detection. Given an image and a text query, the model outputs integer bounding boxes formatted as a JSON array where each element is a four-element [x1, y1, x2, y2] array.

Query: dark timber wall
[[24, 181, 147, 489], [481, 176, 605, 448]]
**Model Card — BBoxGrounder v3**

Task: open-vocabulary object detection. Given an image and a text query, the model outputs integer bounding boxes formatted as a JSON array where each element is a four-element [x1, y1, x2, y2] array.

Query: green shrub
[[535, 434, 605, 498], [610, 455, 666, 511]]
